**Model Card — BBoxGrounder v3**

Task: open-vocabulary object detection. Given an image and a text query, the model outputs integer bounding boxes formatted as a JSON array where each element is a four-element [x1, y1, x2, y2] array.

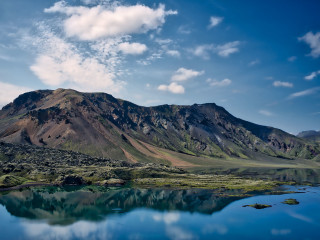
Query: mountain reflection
[[0, 186, 242, 225]]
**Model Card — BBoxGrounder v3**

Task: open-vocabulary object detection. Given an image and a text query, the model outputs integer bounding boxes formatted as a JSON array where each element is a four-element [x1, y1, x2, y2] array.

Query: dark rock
[[58, 175, 86, 186]]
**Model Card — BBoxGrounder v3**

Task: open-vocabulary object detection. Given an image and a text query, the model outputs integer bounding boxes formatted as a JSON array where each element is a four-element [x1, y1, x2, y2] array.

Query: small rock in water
[[282, 198, 299, 205], [243, 203, 272, 209]]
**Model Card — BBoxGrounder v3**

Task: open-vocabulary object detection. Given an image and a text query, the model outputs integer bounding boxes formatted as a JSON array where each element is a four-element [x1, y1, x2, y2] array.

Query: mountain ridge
[[0, 88, 319, 165]]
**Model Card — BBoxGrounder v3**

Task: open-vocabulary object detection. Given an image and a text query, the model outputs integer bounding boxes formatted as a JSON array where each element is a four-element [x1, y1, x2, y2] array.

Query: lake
[[0, 185, 319, 240]]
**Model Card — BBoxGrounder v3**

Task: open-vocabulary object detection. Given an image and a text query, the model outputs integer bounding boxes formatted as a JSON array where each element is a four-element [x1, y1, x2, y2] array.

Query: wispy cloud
[[288, 87, 320, 99], [29, 26, 124, 93], [273, 81, 293, 88], [259, 110, 273, 116], [45, 1, 177, 41], [177, 25, 191, 34], [299, 31, 320, 58], [216, 41, 240, 57], [171, 68, 204, 81], [304, 70, 320, 80], [190, 41, 240, 59], [208, 16, 223, 29], [248, 59, 260, 66], [166, 50, 180, 57], [288, 56, 297, 62], [207, 78, 232, 87]]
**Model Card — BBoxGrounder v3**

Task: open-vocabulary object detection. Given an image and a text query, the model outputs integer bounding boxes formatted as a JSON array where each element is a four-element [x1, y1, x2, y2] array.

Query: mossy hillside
[[132, 174, 282, 193], [0, 142, 289, 193]]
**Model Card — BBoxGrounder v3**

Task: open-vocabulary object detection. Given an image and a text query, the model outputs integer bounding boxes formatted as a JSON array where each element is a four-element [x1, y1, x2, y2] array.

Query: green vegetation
[[282, 198, 299, 205], [0, 175, 30, 188], [0, 142, 292, 196]]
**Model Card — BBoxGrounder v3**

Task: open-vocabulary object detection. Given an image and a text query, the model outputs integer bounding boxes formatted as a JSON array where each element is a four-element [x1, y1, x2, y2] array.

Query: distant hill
[[297, 130, 320, 143], [0, 88, 319, 164]]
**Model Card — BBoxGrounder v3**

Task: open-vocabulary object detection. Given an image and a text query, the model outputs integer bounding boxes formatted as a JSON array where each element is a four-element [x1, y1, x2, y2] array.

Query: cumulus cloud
[[117, 42, 147, 55], [259, 110, 273, 116], [158, 82, 185, 94], [45, 1, 177, 41], [171, 68, 204, 82], [288, 87, 320, 99], [208, 16, 223, 29], [273, 81, 293, 88], [0, 81, 32, 108], [304, 70, 320, 80], [207, 78, 232, 87], [190, 41, 240, 59], [299, 31, 320, 58]]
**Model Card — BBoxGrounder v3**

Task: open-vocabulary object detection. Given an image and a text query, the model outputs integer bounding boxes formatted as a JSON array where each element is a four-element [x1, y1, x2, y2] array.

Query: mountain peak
[[0, 89, 319, 163]]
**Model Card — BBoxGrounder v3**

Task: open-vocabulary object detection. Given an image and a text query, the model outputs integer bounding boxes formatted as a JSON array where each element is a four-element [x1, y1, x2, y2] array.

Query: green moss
[[282, 198, 299, 205], [0, 175, 30, 188]]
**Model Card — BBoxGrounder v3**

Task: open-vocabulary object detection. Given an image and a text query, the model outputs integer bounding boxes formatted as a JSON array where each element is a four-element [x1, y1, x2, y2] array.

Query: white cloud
[[117, 42, 147, 55], [304, 70, 320, 80], [208, 16, 223, 29], [299, 31, 320, 58], [45, 1, 177, 41], [155, 38, 172, 45], [259, 110, 273, 116], [158, 82, 185, 94], [288, 87, 320, 99], [0, 82, 32, 108], [171, 68, 204, 82], [166, 50, 180, 57], [190, 41, 240, 59], [207, 78, 232, 87], [190, 44, 214, 59], [216, 41, 240, 57], [273, 81, 293, 88], [29, 28, 124, 93], [288, 56, 297, 62]]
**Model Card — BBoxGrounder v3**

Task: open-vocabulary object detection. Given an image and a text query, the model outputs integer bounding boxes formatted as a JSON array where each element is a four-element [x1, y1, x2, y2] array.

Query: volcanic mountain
[[0, 89, 319, 165]]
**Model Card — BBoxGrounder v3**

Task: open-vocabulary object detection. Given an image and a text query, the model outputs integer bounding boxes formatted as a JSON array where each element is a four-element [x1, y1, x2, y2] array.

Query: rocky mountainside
[[297, 130, 320, 143], [0, 88, 319, 163]]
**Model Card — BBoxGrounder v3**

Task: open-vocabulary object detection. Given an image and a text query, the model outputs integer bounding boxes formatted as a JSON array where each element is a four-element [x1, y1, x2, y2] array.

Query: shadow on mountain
[[0, 186, 242, 225]]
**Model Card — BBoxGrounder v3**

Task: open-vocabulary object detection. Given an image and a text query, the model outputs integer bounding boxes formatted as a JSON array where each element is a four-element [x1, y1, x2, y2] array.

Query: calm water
[[0, 185, 319, 240]]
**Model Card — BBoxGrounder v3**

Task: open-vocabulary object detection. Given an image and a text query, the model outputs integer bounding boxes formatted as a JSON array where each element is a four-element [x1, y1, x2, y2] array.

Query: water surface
[[0, 186, 319, 240]]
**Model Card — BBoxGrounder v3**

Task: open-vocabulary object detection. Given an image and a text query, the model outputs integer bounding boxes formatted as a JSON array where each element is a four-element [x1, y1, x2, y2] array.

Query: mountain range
[[0, 88, 319, 166]]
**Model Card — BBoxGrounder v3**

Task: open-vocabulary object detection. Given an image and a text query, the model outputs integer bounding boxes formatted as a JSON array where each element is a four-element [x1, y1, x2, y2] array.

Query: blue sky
[[0, 0, 319, 134]]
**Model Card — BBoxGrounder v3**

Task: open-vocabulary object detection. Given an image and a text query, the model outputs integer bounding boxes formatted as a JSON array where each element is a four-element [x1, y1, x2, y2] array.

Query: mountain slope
[[0, 88, 319, 164], [297, 130, 320, 143]]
